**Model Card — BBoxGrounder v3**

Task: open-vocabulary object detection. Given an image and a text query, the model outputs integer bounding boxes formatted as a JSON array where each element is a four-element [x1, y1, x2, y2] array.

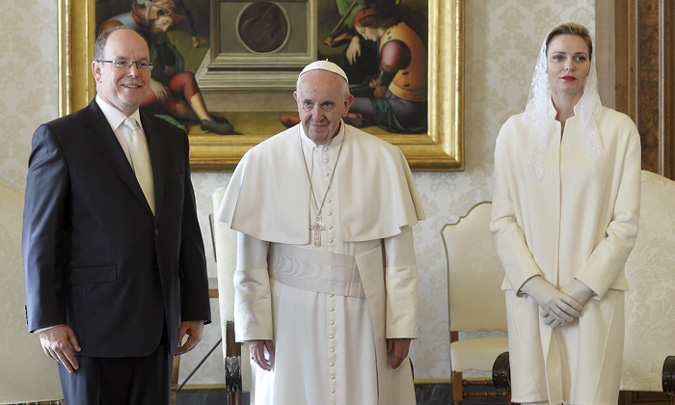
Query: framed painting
[[58, 0, 463, 171]]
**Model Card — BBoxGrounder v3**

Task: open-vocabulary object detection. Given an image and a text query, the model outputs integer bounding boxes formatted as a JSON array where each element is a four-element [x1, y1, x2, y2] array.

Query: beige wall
[[1, 0, 594, 384]]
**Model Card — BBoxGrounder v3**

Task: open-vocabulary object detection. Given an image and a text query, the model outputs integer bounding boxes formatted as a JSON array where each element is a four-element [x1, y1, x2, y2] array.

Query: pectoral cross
[[311, 215, 326, 247]]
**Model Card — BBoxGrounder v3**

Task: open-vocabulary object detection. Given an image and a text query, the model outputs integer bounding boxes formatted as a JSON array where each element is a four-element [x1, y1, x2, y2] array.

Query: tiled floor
[[176, 383, 510, 404]]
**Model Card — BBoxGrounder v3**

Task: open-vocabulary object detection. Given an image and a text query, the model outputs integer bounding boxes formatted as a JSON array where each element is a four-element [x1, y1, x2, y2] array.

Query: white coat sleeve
[[233, 232, 274, 342], [384, 227, 418, 339], [575, 131, 641, 297], [490, 130, 543, 293]]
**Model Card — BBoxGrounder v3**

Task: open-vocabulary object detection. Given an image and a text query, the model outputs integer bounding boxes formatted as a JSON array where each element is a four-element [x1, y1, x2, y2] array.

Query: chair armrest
[[663, 356, 675, 395], [492, 351, 510, 390]]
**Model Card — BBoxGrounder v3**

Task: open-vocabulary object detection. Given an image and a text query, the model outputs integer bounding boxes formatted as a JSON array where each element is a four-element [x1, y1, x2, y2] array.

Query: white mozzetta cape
[[217, 123, 425, 242]]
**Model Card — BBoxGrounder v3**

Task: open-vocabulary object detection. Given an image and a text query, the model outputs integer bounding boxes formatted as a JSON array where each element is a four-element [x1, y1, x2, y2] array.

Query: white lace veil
[[522, 33, 603, 180]]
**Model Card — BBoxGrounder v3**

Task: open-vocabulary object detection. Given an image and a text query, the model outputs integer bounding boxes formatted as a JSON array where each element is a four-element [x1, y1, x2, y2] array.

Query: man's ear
[[91, 61, 102, 83], [342, 94, 355, 116]]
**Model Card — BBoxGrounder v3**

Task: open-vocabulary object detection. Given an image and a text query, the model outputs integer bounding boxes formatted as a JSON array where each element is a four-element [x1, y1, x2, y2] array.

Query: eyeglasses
[[97, 59, 154, 71], [300, 101, 337, 113]]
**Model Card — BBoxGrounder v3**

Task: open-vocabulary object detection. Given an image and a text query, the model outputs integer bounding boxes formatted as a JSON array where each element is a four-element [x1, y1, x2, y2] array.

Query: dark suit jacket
[[22, 100, 211, 358]]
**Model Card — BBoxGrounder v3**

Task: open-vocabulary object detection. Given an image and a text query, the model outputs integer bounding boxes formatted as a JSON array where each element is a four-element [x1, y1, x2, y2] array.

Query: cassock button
[[154, 229, 159, 236]]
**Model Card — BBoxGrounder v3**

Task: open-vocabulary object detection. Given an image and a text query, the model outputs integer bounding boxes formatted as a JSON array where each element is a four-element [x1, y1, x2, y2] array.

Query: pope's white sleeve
[[383, 227, 418, 339], [233, 232, 274, 342]]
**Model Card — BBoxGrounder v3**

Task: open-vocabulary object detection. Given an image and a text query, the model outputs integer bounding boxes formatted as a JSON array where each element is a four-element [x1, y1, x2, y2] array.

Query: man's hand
[[39, 325, 81, 373], [177, 320, 204, 355], [249, 340, 275, 371], [521, 276, 582, 326], [387, 338, 411, 369]]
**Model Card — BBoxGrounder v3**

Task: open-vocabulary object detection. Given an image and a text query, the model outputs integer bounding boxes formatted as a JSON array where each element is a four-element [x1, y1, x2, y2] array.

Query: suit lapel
[[83, 100, 154, 215]]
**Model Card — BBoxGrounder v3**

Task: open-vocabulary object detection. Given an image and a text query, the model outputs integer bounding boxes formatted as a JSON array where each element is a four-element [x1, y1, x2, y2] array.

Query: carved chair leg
[[453, 370, 463, 405]]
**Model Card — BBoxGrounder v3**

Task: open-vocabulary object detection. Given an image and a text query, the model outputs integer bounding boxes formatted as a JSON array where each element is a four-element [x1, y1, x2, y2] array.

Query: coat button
[[154, 229, 159, 236]]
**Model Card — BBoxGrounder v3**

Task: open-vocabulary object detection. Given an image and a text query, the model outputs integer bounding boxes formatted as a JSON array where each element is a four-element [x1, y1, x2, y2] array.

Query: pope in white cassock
[[216, 60, 425, 405]]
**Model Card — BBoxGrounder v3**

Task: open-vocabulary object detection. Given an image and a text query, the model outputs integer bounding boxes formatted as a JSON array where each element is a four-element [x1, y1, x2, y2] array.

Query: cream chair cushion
[[620, 171, 675, 392], [0, 183, 62, 404], [451, 337, 509, 372]]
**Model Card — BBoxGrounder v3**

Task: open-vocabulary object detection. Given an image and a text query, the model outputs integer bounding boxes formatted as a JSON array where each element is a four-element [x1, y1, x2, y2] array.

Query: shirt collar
[[95, 95, 142, 131]]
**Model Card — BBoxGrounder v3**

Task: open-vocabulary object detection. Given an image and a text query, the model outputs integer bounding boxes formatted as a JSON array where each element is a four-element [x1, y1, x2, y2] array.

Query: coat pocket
[[70, 265, 118, 284]]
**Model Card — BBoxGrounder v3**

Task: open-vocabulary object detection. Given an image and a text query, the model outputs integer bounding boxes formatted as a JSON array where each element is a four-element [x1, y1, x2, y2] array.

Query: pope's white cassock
[[217, 122, 425, 405]]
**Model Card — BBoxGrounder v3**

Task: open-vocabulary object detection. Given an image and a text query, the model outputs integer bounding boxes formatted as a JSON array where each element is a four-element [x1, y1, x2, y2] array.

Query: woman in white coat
[[490, 23, 641, 405]]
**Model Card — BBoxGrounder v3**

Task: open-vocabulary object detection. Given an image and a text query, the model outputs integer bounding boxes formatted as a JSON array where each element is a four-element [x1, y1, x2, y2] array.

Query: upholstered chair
[[442, 201, 510, 405], [0, 183, 63, 404], [621, 171, 675, 400]]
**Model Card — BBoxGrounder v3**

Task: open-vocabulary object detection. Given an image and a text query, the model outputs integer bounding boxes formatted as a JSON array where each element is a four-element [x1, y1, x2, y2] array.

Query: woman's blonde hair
[[545, 22, 593, 59]]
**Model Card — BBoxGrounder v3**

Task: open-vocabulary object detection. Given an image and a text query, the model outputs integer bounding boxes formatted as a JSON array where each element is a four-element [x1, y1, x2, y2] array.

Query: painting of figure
[[282, 0, 429, 134], [97, 0, 235, 135], [97, 0, 428, 137]]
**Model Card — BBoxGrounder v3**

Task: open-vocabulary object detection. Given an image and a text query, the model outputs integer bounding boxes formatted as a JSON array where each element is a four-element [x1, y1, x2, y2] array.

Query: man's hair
[[546, 22, 593, 59], [94, 26, 138, 61]]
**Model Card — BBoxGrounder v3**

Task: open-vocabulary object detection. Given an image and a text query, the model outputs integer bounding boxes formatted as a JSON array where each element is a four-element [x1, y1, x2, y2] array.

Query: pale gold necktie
[[123, 118, 155, 214]]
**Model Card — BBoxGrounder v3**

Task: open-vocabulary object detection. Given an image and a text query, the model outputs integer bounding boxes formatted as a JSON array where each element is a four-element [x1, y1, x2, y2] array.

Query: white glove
[[561, 279, 595, 307], [521, 276, 582, 326]]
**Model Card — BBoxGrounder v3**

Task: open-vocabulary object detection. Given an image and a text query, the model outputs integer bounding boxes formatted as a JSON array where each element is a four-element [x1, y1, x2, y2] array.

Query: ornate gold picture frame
[[59, 0, 463, 171]]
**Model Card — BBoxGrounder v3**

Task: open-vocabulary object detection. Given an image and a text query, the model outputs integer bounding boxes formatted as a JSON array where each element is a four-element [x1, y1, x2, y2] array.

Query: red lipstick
[[561, 75, 576, 81]]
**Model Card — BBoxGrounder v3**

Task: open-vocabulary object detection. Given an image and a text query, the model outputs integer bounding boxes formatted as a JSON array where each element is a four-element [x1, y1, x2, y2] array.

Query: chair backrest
[[212, 186, 237, 323], [0, 183, 62, 404], [620, 170, 675, 392], [442, 201, 508, 333]]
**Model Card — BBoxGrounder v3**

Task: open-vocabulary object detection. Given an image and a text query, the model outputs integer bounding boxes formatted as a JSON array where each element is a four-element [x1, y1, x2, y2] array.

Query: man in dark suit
[[22, 26, 211, 404]]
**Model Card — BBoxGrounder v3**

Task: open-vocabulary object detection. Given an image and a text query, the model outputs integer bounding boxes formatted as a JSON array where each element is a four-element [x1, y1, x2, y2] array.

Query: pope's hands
[[521, 276, 582, 327], [387, 338, 411, 369], [39, 325, 81, 373], [249, 340, 275, 371]]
